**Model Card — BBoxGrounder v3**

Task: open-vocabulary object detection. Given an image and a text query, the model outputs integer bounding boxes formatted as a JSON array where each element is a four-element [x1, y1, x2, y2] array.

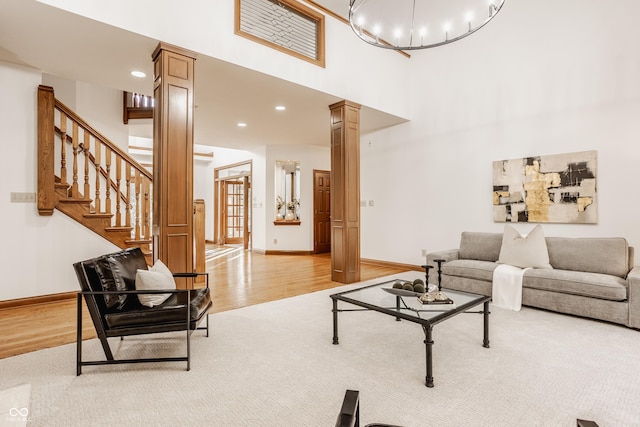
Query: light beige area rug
[[1, 271, 639, 426]]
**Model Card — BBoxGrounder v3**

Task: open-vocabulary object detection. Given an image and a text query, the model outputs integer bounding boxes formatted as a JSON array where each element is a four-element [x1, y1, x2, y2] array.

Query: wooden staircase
[[38, 85, 153, 258]]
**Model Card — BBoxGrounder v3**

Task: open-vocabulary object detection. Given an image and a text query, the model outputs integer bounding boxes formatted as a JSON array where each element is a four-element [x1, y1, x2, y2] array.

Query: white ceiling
[[0, 0, 405, 150]]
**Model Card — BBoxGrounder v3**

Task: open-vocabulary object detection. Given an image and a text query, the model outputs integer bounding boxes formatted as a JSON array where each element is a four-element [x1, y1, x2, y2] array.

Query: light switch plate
[[11, 192, 36, 203]]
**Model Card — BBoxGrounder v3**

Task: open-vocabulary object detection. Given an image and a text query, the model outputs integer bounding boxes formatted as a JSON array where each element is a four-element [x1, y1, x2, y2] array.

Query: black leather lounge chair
[[73, 247, 212, 375]]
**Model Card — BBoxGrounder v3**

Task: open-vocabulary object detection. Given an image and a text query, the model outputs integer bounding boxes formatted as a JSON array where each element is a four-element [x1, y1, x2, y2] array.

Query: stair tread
[[83, 213, 113, 219], [105, 226, 134, 232], [58, 198, 92, 203]]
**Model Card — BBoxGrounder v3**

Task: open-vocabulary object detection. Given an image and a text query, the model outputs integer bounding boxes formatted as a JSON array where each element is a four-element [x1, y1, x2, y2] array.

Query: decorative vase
[[276, 213, 284, 221], [285, 211, 294, 221]]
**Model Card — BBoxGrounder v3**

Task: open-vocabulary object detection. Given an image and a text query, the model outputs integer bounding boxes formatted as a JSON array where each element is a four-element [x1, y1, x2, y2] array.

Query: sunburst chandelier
[[349, 0, 506, 51]]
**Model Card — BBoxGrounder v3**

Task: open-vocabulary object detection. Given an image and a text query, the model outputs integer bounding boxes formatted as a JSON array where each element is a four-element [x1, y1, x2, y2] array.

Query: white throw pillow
[[135, 260, 176, 307], [150, 258, 174, 278], [498, 224, 552, 269]]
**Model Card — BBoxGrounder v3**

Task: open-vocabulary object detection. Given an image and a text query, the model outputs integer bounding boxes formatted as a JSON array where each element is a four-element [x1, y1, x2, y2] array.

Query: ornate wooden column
[[152, 43, 196, 288], [329, 100, 361, 283]]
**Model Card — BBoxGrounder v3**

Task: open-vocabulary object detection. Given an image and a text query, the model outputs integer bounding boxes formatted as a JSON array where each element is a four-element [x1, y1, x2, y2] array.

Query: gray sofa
[[426, 232, 640, 329]]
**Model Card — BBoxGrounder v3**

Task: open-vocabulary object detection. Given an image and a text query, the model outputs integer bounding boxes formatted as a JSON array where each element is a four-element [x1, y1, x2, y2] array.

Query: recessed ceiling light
[[275, 105, 286, 111], [237, 122, 247, 127], [130, 70, 146, 78]]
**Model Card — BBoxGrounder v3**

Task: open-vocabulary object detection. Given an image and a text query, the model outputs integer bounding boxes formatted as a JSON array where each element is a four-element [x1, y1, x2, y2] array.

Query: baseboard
[[360, 258, 423, 272], [0, 291, 76, 310], [0, 259, 418, 310], [254, 252, 422, 267]]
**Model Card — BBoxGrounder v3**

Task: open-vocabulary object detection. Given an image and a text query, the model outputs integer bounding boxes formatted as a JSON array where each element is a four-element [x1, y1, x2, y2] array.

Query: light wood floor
[[0, 246, 407, 359]]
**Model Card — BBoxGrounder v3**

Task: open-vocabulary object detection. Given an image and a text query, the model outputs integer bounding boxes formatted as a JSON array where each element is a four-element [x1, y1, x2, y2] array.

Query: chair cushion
[[523, 269, 628, 301], [94, 257, 125, 310], [104, 288, 211, 329], [95, 248, 148, 310]]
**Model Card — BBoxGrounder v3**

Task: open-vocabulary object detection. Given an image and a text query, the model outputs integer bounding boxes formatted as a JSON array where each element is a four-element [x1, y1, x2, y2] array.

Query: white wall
[[361, 0, 640, 266], [42, 74, 129, 150], [249, 146, 267, 251], [0, 61, 118, 300], [37, 0, 412, 120]]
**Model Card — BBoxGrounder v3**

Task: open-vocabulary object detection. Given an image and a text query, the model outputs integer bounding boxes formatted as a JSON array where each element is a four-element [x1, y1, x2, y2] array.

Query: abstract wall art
[[493, 150, 597, 224]]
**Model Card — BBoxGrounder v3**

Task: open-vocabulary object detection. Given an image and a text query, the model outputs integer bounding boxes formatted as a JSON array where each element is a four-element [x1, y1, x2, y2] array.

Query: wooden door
[[224, 180, 244, 244], [314, 170, 331, 254]]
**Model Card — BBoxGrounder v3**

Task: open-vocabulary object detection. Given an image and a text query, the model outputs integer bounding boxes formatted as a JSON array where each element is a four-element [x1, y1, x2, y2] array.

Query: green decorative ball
[[402, 283, 414, 291], [413, 283, 426, 294], [413, 279, 424, 286], [392, 280, 404, 289]]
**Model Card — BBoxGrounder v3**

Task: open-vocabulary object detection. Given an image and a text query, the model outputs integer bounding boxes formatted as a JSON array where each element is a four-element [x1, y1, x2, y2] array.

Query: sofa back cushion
[[459, 232, 503, 262], [545, 237, 630, 278]]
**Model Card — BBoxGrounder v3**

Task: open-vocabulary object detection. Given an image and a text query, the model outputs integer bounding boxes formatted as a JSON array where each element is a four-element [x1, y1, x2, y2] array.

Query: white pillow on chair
[[135, 260, 176, 307], [498, 224, 552, 269]]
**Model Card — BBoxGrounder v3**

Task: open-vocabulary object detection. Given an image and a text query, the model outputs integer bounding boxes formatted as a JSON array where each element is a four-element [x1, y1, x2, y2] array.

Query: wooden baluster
[[104, 147, 112, 214], [115, 157, 122, 227], [134, 170, 141, 240], [94, 139, 101, 214], [83, 132, 90, 199], [70, 122, 79, 198], [59, 112, 67, 187], [125, 164, 131, 227]]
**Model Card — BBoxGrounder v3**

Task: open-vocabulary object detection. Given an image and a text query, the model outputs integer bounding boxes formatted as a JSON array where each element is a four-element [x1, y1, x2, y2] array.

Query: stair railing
[[38, 85, 153, 249]]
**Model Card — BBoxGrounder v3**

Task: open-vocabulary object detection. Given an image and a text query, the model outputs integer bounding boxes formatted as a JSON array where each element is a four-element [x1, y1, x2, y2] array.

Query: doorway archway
[[214, 160, 252, 250]]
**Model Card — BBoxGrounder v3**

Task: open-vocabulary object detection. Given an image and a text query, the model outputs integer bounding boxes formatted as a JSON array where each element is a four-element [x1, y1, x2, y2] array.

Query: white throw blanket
[[492, 264, 530, 311]]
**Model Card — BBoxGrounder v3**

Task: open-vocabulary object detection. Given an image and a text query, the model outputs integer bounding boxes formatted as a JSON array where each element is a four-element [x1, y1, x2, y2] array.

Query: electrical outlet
[[421, 249, 428, 257], [273, 239, 277, 245], [368, 200, 374, 207]]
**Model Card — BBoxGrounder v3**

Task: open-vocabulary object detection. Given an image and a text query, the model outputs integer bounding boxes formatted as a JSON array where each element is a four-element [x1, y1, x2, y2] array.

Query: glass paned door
[[225, 180, 244, 244]]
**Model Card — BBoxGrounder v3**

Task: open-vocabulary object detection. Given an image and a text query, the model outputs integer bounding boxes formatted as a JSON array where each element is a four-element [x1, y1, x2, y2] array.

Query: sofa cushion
[[458, 232, 503, 262], [523, 268, 628, 301], [104, 288, 212, 329], [498, 225, 552, 269], [442, 260, 498, 282], [545, 237, 629, 278]]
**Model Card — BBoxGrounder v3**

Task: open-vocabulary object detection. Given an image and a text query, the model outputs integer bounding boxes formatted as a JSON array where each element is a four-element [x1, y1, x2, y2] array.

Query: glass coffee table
[[330, 279, 491, 388]]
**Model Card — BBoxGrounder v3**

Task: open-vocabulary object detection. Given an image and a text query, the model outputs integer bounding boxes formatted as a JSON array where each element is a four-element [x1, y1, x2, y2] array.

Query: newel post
[[38, 85, 55, 216]]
